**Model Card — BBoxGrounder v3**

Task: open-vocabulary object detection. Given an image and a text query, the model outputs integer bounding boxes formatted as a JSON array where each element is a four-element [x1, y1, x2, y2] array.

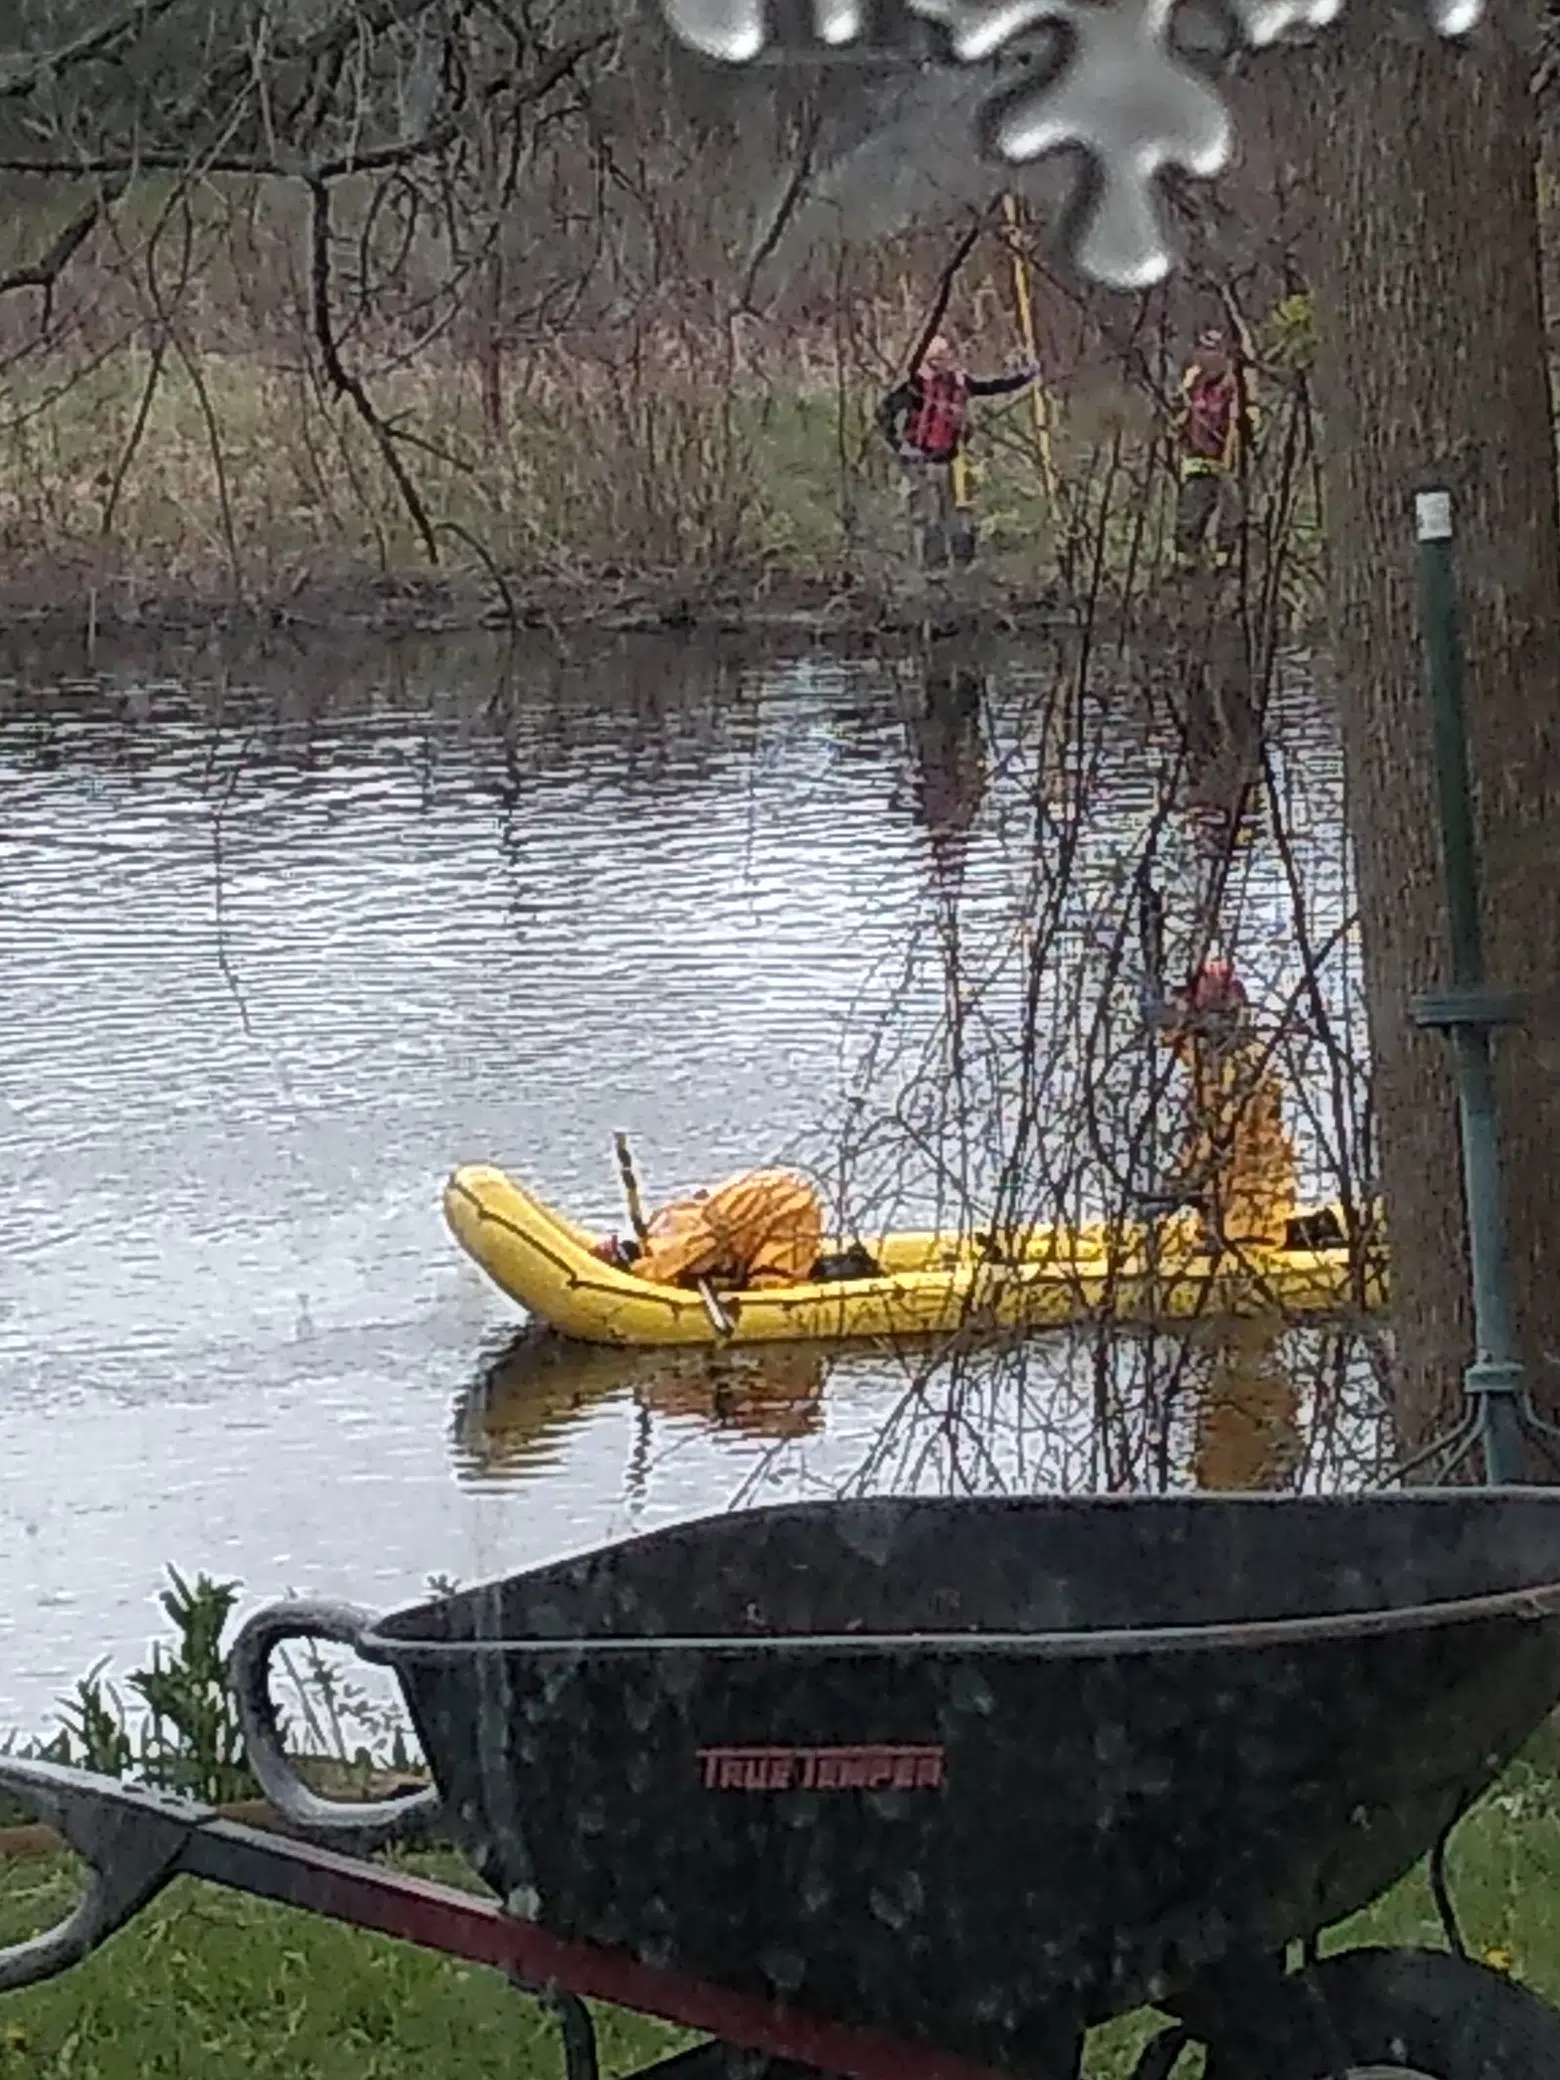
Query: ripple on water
[[0, 636, 1370, 1732]]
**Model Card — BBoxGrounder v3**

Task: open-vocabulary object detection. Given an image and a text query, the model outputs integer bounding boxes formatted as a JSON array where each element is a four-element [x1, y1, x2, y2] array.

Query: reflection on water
[[1190, 1318, 1304, 1491], [1179, 619, 1265, 855], [454, 1332, 835, 1483], [904, 654, 988, 891], [0, 622, 1384, 1731], [453, 1317, 1383, 1512], [637, 1344, 830, 1440]]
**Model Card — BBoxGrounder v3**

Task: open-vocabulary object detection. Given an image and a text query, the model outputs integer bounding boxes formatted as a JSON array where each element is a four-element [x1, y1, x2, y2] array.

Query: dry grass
[[0, 343, 1138, 604]]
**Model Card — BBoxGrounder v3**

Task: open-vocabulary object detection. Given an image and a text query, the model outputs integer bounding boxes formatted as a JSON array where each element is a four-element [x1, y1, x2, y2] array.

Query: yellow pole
[[1001, 193, 1058, 505]]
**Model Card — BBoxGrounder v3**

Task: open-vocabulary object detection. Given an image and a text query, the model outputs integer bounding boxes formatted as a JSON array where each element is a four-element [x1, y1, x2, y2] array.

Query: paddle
[[613, 1131, 650, 1245], [612, 1133, 734, 1339]]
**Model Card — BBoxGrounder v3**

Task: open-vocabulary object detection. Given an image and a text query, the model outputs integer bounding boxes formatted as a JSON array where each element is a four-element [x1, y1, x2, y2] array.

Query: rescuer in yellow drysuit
[[592, 1168, 825, 1290], [1159, 957, 1297, 1249]]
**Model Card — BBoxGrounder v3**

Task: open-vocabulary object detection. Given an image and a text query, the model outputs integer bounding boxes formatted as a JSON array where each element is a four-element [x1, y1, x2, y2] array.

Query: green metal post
[[1412, 489, 1527, 1484]]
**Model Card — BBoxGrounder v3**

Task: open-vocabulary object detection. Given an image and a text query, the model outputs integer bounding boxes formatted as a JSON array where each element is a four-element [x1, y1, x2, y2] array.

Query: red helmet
[[1189, 957, 1246, 1011]]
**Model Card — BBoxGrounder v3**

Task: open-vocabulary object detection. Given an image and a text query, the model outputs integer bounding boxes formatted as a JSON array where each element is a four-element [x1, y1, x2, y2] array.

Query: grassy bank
[[0, 345, 1174, 632], [0, 1745, 1556, 2078]]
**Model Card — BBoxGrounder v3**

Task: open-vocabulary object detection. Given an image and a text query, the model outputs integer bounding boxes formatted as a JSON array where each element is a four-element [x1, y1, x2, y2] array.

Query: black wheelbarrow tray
[[8, 1492, 1560, 2078]]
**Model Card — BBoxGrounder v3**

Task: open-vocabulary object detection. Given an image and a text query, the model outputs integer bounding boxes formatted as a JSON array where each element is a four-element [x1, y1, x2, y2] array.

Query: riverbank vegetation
[[0, 5, 1344, 626], [0, 1571, 427, 1823], [0, 296, 1307, 624]]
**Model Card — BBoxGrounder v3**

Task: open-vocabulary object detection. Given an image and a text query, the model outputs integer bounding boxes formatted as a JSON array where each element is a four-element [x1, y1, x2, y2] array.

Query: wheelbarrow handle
[[0, 1756, 199, 1991], [229, 1599, 442, 1848]]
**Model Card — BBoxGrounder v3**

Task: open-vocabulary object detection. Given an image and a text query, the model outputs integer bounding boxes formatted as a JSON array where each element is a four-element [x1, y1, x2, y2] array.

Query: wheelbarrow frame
[[0, 1750, 1009, 2080]]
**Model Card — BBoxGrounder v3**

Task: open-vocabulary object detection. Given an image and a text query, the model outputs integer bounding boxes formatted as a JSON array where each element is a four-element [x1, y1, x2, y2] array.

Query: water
[[0, 628, 1379, 1734]]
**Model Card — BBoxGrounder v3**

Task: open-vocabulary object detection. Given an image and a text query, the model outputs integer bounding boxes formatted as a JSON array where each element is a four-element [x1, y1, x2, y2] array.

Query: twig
[[307, 173, 440, 563], [736, 105, 822, 315], [100, 335, 167, 541], [902, 203, 1000, 377], [311, 31, 611, 181], [0, 1, 181, 100], [440, 517, 517, 628], [0, 183, 125, 326]]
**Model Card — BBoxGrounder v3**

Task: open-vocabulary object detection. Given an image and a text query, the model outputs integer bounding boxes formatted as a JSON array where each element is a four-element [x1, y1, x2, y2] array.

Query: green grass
[[1336, 1746, 1560, 2000], [0, 344, 1175, 600], [1, 1747, 1558, 2078], [1088, 1737, 1560, 2077], [0, 1846, 695, 2078]]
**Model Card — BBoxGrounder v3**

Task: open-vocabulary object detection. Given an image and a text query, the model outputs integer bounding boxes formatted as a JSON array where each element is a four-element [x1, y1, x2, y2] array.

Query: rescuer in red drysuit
[[877, 334, 1041, 569], [1173, 326, 1257, 573]]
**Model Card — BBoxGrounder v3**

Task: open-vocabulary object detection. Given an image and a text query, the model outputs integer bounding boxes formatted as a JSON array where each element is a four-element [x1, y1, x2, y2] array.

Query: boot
[[921, 521, 949, 571]]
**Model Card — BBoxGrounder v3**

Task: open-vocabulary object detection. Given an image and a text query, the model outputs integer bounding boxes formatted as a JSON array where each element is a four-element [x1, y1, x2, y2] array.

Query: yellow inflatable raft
[[442, 1164, 1387, 1349]]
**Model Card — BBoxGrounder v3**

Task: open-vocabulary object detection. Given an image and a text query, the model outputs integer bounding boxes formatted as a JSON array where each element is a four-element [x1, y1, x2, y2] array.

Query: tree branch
[[903, 202, 1001, 377], [177, 0, 448, 129], [0, 0, 182, 101], [307, 172, 440, 564], [0, 28, 611, 185], [0, 181, 125, 326], [310, 29, 611, 180], [736, 105, 821, 316]]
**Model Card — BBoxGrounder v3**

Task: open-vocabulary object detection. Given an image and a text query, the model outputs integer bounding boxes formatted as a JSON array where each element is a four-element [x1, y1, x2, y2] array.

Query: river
[[0, 624, 1383, 1734]]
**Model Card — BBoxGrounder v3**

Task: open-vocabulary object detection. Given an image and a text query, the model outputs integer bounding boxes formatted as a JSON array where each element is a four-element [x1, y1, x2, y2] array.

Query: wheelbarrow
[[7, 1492, 1560, 2077]]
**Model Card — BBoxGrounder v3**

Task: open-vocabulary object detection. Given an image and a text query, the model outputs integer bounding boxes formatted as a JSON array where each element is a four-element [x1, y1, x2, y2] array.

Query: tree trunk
[[1282, 11, 1560, 1454]]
